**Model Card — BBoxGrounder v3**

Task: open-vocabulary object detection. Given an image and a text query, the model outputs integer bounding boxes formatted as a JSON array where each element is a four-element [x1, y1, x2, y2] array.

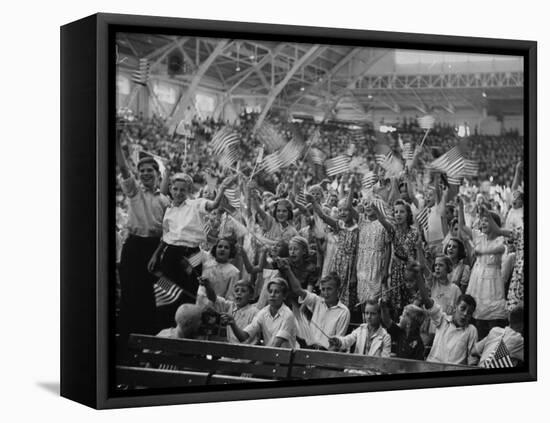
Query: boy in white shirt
[[222, 278, 298, 349], [415, 261, 478, 365], [279, 259, 350, 349]]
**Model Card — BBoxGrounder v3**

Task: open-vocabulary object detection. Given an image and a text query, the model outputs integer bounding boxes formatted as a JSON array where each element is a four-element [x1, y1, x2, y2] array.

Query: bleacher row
[[117, 335, 474, 389]]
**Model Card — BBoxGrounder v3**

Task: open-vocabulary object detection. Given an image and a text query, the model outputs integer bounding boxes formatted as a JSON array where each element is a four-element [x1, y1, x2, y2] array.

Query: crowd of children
[[115, 113, 525, 370]]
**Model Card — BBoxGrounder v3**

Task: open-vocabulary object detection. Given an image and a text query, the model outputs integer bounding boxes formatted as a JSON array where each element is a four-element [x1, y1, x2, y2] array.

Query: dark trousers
[[117, 235, 160, 362], [155, 244, 203, 332]]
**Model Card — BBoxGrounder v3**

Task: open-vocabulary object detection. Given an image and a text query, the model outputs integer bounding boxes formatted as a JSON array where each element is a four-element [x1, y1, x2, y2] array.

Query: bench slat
[[209, 375, 274, 384], [292, 349, 474, 374], [129, 335, 292, 363], [290, 367, 370, 379], [116, 366, 209, 388], [138, 353, 289, 378]]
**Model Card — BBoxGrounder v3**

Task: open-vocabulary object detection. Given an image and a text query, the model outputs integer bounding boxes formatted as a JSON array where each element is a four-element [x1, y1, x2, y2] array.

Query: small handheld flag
[[361, 171, 377, 191], [417, 115, 435, 130], [256, 122, 287, 152], [325, 155, 351, 177], [416, 207, 430, 233], [481, 338, 514, 368], [154, 277, 183, 307]]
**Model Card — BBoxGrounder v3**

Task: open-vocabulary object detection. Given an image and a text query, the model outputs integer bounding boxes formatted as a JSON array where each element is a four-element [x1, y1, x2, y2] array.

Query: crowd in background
[[115, 109, 525, 370]]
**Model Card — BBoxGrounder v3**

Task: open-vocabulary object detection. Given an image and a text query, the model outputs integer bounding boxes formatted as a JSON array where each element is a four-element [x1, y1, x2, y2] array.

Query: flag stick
[[419, 128, 430, 148], [309, 319, 331, 340]]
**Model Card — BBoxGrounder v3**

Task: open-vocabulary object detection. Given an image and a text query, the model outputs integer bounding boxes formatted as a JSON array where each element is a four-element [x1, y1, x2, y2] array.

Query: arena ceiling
[[116, 33, 524, 125]]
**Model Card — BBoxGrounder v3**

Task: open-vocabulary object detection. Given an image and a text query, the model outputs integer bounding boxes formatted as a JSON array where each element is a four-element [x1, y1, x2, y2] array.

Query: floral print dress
[[388, 225, 419, 317], [356, 216, 390, 303], [331, 222, 359, 307]]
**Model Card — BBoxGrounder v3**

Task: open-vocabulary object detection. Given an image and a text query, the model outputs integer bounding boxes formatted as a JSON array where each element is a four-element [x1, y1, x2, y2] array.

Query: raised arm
[[236, 243, 263, 276], [115, 130, 131, 179], [372, 201, 394, 234], [345, 176, 360, 221], [512, 161, 523, 192], [249, 186, 268, 223], [413, 261, 434, 310], [309, 197, 339, 231], [205, 174, 238, 212], [198, 277, 217, 304], [456, 196, 473, 240], [387, 177, 401, 205], [276, 257, 307, 300], [159, 166, 171, 196], [406, 177, 420, 209]]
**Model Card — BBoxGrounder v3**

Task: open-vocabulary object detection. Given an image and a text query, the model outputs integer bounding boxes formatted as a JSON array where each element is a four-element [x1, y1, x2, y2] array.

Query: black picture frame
[[60, 12, 537, 409]]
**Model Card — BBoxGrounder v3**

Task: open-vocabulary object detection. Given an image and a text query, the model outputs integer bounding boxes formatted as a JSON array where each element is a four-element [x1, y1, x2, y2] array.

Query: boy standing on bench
[[222, 278, 298, 349]]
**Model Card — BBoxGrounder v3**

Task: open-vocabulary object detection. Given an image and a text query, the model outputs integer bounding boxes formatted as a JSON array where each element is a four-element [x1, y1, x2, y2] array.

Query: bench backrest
[[121, 334, 476, 389]]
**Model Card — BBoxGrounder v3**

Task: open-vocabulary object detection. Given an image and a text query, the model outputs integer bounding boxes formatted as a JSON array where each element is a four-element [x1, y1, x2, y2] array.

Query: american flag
[[210, 127, 240, 156], [256, 122, 287, 152], [224, 188, 241, 209], [371, 198, 394, 223], [218, 145, 240, 169], [131, 58, 150, 86], [187, 251, 204, 268], [154, 277, 183, 307], [430, 147, 479, 180], [375, 151, 403, 177], [402, 142, 415, 166], [447, 175, 463, 185], [325, 155, 351, 177], [481, 339, 514, 368], [416, 207, 430, 233], [260, 152, 284, 174], [278, 139, 305, 168], [308, 148, 325, 165], [295, 187, 308, 207], [417, 115, 435, 130], [361, 171, 377, 191]]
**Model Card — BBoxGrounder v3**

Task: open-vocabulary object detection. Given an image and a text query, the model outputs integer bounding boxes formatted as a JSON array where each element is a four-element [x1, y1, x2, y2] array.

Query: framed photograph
[[60, 13, 536, 409]]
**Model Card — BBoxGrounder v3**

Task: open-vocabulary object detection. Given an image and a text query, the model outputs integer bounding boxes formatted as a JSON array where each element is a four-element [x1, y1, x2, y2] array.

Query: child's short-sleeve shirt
[[244, 304, 297, 348]]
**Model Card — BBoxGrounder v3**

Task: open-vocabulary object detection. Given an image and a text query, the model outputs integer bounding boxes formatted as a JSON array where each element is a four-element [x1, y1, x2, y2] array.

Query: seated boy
[[197, 277, 259, 344], [222, 278, 298, 349], [278, 258, 350, 349], [415, 261, 478, 365], [328, 299, 391, 357], [473, 304, 524, 367], [380, 300, 426, 360], [156, 303, 203, 339]]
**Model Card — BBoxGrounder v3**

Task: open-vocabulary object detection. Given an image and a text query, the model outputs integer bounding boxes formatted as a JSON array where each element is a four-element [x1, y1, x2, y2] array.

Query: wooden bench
[[117, 334, 476, 389]]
